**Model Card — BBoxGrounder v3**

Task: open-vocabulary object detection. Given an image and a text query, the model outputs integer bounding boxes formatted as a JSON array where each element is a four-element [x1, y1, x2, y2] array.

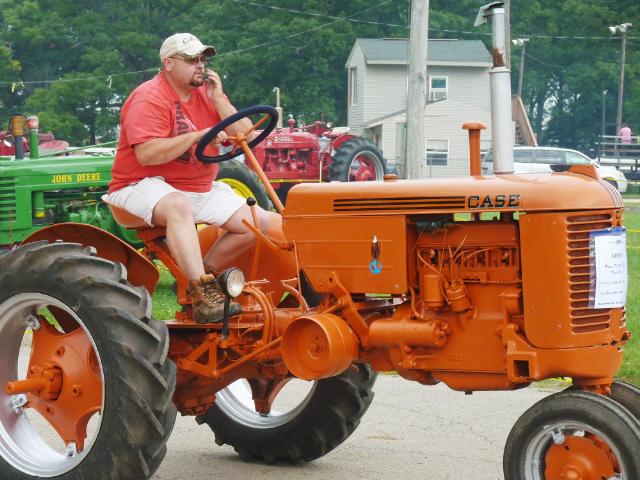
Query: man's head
[[160, 33, 216, 61], [160, 33, 216, 88]]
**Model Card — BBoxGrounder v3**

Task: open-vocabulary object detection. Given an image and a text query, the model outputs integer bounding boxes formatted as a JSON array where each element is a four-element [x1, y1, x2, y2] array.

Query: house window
[[348, 67, 357, 106], [428, 76, 448, 102], [426, 139, 449, 166]]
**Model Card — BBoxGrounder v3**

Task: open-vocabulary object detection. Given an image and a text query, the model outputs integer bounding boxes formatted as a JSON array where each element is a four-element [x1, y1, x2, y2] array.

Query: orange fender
[[22, 223, 159, 294]]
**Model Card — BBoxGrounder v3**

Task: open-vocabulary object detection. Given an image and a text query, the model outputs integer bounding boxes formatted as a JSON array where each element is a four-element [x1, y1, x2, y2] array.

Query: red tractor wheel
[[503, 390, 640, 479], [0, 242, 176, 480], [330, 138, 386, 182]]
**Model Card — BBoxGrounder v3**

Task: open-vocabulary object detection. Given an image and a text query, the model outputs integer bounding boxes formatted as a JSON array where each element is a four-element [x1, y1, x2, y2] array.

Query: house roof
[[351, 38, 492, 67]]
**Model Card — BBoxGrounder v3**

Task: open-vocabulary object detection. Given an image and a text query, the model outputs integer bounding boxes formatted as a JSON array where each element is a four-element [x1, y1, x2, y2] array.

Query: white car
[[482, 146, 628, 193]]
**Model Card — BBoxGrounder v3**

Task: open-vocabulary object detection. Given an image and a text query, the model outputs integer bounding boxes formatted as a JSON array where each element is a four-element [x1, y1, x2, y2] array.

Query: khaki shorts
[[102, 176, 245, 227]]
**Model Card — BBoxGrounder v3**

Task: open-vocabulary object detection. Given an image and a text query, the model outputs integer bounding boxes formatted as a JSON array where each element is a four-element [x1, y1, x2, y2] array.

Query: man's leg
[[106, 180, 230, 323], [151, 192, 205, 280], [203, 204, 272, 274], [152, 192, 238, 323]]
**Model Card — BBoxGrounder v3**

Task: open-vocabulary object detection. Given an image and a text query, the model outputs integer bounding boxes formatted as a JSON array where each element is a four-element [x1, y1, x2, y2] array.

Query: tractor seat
[[109, 206, 149, 229], [109, 206, 170, 244]]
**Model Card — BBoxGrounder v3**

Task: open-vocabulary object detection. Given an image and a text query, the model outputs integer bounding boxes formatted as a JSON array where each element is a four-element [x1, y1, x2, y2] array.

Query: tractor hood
[[283, 169, 623, 218]]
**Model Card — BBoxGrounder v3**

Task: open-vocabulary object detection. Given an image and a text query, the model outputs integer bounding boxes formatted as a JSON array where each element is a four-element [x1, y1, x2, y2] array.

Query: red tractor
[[221, 117, 387, 206], [1, 113, 69, 157]]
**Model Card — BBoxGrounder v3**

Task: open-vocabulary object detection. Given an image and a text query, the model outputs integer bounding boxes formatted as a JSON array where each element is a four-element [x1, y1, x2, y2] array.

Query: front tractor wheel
[[0, 242, 177, 480], [330, 137, 386, 182], [196, 364, 377, 463], [503, 390, 640, 479]]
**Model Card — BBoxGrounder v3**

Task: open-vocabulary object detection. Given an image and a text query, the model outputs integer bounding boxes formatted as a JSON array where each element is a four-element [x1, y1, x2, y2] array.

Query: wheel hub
[[247, 378, 291, 415], [545, 436, 618, 479], [4, 315, 102, 452], [6, 364, 63, 401], [349, 153, 381, 181]]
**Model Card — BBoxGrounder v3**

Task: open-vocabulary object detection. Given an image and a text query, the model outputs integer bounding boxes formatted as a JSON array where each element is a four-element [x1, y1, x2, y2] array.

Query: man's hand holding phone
[[204, 69, 225, 103]]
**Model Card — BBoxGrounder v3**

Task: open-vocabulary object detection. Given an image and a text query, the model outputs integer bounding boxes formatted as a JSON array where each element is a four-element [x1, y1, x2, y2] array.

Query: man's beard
[[190, 75, 205, 87]]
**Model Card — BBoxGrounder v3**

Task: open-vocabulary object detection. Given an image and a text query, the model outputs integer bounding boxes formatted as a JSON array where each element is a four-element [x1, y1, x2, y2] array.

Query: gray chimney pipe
[[475, 2, 514, 174]]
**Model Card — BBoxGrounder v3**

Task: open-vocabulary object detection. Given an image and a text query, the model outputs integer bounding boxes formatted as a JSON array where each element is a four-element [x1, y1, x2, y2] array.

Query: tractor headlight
[[218, 267, 245, 298]]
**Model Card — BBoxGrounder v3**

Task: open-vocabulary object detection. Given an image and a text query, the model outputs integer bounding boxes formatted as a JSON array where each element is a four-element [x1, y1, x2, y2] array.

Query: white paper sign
[[593, 228, 627, 308]]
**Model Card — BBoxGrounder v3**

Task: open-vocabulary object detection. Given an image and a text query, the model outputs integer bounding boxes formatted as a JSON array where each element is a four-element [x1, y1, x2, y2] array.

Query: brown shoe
[[189, 274, 242, 324]]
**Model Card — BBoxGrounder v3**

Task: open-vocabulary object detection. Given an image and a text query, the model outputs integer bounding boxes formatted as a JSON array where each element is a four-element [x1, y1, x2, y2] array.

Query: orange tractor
[[0, 3, 638, 479]]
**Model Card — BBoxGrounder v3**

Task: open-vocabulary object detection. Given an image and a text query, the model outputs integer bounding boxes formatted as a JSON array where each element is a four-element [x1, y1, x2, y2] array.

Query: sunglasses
[[171, 55, 209, 66]]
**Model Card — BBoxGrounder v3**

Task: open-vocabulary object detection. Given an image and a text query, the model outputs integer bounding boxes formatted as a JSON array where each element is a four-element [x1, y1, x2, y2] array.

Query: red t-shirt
[[109, 73, 223, 193]]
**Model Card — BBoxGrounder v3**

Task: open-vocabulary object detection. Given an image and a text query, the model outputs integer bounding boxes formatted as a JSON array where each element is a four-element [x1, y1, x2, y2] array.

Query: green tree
[[511, 0, 639, 150], [0, 0, 638, 150]]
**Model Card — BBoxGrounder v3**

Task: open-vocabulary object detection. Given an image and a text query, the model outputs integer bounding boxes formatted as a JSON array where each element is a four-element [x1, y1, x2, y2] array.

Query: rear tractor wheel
[[503, 389, 640, 479], [196, 363, 377, 463], [330, 137, 386, 182], [0, 241, 176, 480]]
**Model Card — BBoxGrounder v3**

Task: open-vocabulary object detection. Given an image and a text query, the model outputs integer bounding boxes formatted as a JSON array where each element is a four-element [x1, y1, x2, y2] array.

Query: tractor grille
[[333, 196, 466, 212], [0, 178, 17, 222], [567, 213, 613, 334]]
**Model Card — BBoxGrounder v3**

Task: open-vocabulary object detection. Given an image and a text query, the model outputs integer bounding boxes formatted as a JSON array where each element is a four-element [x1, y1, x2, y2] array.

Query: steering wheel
[[195, 105, 279, 164]]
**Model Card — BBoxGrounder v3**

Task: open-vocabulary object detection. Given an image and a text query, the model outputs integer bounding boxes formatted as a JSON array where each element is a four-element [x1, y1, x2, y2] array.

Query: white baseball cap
[[159, 33, 217, 60]]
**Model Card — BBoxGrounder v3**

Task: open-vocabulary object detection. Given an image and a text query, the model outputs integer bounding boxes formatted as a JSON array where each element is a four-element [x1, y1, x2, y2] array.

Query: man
[[619, 124, 632, 144], [103, 33, 272, 323]]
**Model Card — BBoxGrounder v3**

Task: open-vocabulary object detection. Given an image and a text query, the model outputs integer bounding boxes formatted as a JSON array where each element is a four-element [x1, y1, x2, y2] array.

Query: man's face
[[164, 55, 209, 88]]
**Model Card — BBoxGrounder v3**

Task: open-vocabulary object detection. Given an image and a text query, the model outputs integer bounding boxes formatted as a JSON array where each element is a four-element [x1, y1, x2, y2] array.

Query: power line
[[524, 52, 566, 70], [228, 0, 408, 29], [2, 0, 638, 88], [1, 0, 396, 87], [218, 0, 396, 57], [0, 68, 157, 87], [518, 33, 640, 40], [229, 0, 640, 41]]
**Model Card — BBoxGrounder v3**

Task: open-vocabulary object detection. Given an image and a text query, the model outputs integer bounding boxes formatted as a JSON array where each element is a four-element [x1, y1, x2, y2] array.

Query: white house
[[346, 38, 493, 178]]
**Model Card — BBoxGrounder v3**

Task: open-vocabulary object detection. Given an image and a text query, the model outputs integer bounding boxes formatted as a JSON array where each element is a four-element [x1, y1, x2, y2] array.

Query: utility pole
[[601, 90, 607, 139], [512, 38, 529, 97], [617, 31, 627, 134], [599, 90, 607, 160], [609, 22, 632, 135], [405, 0, 429, 179]]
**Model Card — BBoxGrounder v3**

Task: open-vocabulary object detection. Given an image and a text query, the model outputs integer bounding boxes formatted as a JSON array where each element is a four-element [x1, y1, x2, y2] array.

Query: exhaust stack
[[475, 2, 513, 174]]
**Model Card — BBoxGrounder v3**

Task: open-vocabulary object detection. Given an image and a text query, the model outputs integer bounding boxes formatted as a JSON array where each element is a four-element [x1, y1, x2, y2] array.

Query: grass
[[620, 207, 639, 384], [152, 268, 179, 320], [150, 209, 640, 386], [622, 181, 640, 197]]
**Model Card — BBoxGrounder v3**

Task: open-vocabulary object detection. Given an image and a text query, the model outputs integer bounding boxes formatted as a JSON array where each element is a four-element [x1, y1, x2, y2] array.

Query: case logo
[[467, 194, 520, 209]]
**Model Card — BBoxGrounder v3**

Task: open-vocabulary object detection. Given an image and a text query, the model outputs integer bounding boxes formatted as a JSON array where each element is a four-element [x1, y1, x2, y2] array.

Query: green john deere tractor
[[0, 114, 269, 248]]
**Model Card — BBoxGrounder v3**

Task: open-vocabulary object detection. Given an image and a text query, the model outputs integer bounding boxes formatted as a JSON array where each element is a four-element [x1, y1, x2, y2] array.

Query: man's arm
[[134, 129, 226, 166], [133, 131, 198, 166]]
